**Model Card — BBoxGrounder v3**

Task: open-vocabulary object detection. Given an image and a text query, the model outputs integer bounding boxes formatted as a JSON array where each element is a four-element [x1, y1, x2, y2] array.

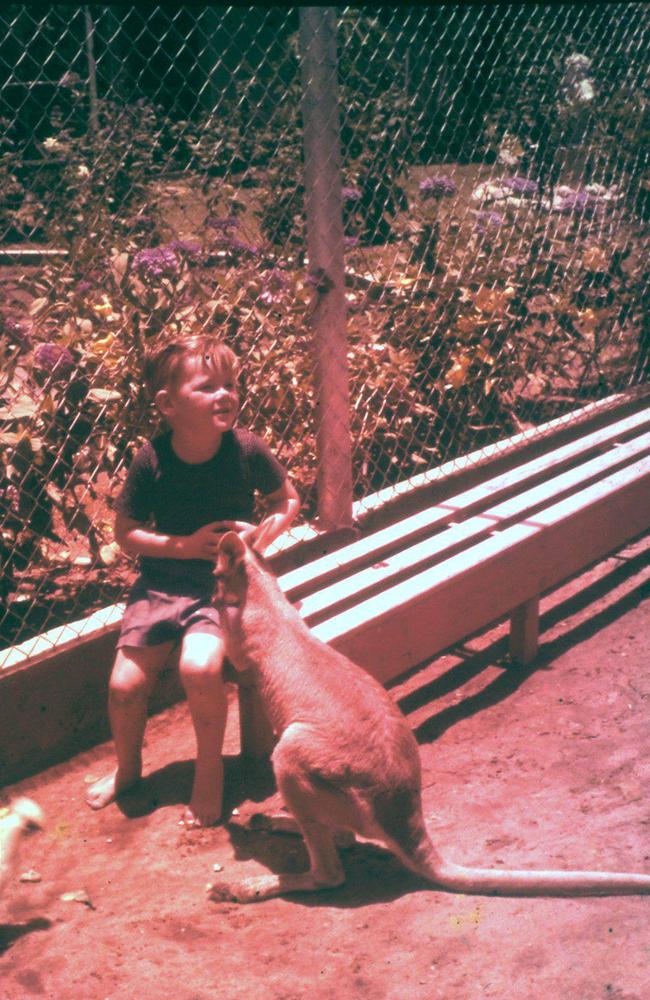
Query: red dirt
[[2, 534, 649, 1000]]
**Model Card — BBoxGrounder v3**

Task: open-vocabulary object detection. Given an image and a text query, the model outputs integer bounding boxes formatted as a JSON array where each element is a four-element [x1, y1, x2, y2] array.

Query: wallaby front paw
[[207, 880, 240, 903], [208, 874, 283, 903]]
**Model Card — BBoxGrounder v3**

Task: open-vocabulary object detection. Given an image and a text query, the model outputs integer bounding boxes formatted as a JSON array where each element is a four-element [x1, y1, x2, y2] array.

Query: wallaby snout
[[214, 530, 248, 608]]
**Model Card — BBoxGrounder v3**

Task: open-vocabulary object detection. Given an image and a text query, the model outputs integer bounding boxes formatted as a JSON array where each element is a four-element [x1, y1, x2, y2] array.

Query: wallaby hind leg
[[209, 817, 344, 904], [210, 727, 347, 904], [249, 809, 356, 848]]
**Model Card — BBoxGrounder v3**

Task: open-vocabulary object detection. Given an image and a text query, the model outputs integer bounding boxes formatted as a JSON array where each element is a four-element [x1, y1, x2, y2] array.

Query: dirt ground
[[1, 533, 649, 1000]]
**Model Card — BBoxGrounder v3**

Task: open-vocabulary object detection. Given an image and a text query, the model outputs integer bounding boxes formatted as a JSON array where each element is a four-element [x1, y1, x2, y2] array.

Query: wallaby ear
[[217, 530, 247, 567]]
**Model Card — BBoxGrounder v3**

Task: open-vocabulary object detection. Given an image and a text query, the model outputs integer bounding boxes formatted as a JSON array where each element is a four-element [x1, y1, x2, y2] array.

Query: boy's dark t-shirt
[[116, 428, 287, 592]]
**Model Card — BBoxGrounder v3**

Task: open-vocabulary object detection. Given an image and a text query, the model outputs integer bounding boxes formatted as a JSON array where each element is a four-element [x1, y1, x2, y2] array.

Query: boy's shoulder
[[142, 432, 171, 466], [231, 427, 264, 451], [126, 433, 172, 477]]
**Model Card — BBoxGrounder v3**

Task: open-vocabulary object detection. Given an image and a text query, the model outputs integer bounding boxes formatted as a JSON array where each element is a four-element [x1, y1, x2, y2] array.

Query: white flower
[[471, 181, 510, 203], [576, 79, 595, 102], [497, 131, 524, 167], [43, 137, 60, 151], [565, 53, 592, 72], [77, 164, 90, 178]]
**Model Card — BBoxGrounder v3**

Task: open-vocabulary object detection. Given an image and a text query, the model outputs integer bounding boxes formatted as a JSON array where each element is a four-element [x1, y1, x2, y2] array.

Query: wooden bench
[[237, 391, 650, 756], [1, 391, 649, 784]]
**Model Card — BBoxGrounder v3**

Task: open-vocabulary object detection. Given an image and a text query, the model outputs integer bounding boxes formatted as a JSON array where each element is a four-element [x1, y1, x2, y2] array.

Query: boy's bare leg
[[178, 632, 228, 827], [86, 643, 173, 810]]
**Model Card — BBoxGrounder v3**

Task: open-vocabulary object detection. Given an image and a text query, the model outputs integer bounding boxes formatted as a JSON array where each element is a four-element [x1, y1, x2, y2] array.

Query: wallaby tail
[[398, 833, 650, 897], [432, 859, 650, 897]]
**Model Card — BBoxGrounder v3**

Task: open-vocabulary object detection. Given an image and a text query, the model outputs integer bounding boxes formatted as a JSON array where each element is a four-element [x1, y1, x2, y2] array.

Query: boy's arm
[[216, 478, 301, 555], [251, 477, 301, 553], [114, 511, 226, 561]]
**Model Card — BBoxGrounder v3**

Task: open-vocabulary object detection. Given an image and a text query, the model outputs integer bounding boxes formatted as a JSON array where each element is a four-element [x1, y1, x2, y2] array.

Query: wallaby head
[[214, 531, 275, 605], [214, 531, 250, 608]]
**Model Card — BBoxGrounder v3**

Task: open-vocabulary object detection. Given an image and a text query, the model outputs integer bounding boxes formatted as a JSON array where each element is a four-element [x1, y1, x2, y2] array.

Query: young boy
[[86, 333, 300, 826]]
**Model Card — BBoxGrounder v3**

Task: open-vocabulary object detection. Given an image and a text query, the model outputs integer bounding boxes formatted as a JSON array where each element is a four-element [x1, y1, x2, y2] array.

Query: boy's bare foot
[[85, 769, 140, 811], [180, 762, 223, 827], [181, 794, 222, 828]]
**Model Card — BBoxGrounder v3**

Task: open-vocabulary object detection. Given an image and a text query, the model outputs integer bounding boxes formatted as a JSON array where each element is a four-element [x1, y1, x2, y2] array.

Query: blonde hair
[[143, 334, 239, 397]]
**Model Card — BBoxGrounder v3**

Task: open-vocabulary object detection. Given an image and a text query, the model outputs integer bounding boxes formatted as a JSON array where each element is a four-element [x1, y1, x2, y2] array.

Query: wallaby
[[209, 531, 650, 903], [0, 798, 44, 897]]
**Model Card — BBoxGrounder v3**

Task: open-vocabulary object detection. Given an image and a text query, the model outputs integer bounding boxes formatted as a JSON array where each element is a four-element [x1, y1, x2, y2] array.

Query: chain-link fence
[[1, 4, 649, 655]]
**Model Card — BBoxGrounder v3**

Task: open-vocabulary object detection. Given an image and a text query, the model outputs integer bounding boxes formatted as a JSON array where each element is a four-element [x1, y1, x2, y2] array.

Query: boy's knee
[[108, 671, 150, 705], [109, 651, 159, 704], [179, 644, 224, 688]]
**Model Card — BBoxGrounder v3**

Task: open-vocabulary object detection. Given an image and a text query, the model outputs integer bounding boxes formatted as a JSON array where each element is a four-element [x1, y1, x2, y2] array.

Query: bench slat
[[313, 457, 650, 683], [295, 428, 650, 625], [280, 406, 650, 599]]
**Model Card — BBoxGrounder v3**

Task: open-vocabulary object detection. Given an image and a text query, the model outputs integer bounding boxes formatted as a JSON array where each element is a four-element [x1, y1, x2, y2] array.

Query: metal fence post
[[84, 7, 99, 133], [298, 6, 353, 530]]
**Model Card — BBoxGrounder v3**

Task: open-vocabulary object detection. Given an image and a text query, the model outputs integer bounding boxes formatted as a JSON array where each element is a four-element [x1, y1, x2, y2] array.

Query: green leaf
[[0, 396, 39, 420], [87, 389, 122, 404]]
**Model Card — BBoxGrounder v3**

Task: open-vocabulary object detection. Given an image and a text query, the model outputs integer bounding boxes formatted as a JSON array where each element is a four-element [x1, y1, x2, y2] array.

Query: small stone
[[213, 863, 223, 872], [20, 869, 42, 883]]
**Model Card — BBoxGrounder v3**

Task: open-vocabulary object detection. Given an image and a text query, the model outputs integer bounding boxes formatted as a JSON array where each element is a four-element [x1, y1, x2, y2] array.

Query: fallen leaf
[[61, 889, 95, 909]]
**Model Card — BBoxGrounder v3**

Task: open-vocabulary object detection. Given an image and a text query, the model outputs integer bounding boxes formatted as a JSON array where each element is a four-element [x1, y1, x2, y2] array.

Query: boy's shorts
[[117, 577, 222, 649]]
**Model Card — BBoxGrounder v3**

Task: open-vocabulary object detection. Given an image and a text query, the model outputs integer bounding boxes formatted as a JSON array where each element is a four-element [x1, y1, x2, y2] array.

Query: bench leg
[[509, 596, 540, 665], [237, 684, 276, 758]]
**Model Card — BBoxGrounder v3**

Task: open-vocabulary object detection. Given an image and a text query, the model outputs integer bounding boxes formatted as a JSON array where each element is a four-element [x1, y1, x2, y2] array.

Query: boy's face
[[156, 355, 239, 436]]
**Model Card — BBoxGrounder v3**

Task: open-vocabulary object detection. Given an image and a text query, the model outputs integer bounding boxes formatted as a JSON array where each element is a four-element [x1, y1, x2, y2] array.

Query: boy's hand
[[216, 517, 289, 555], [212, 520, 259, 547], [181, 522, 230, 560]]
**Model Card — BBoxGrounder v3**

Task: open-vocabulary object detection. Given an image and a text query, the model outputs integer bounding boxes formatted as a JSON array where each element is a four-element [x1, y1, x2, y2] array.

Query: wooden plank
[[280, 407, 650, 600], [296, 429, 650, 625], [356, 392, 650, 519], [315, 459, 650, 683]]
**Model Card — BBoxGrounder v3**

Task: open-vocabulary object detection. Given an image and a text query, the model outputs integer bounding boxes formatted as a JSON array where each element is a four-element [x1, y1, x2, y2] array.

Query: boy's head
[[144, 334, 239, 398], [144, 334, 240, 434]]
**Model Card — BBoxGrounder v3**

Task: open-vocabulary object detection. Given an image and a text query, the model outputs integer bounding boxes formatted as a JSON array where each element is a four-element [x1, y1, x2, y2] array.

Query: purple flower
[[33, 343, 76, 377], [133, 246, 180, 280], [205, 215, 239, 233], [264, 267, 289, 290], [419, 175, 457, 199], [503, 175, 539, 196], [169, 239, 202, 259], [204, 217, 257, 256], [342, 186, 362, 202], [228, 239, 258, 256], [259, 267, 289, 305], [344, 235, 360, 248], [473, 211, 505, 233], [74, 280, 94, 296], [554, 189, 601, 215], [123, 213, 156, 233]]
